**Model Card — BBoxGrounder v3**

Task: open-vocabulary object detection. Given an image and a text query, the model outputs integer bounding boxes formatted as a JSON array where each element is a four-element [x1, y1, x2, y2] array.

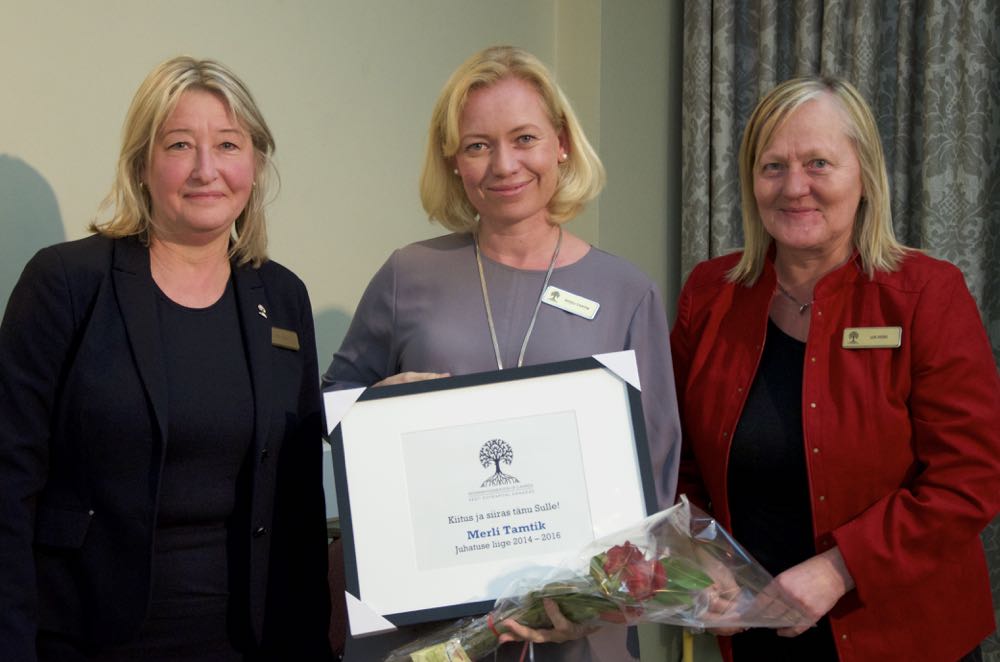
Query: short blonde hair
[[420, 45, 605, 233], [729, 76, 906, 284], [91, 56, 276, 267]]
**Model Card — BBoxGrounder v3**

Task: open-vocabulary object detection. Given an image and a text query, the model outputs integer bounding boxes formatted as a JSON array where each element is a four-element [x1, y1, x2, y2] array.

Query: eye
[[516, 134, 538, 145], [167, 141, 190, 150], [464, 142, 488, 153], [220, 141, 239, 151], [760, 162, 784, 174], [810, 158, 830, 169]]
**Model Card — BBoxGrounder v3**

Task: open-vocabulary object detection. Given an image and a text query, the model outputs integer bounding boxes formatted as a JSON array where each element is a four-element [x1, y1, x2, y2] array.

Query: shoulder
[[390, 233, 472, 268], [680, 252, 742, 294], [569, 249, 670, 328], [253, 258, 306, 289], [673, 253, 745, 331], [365, 233, 473, 287], [582, 247, 658, 293], [19, 234, 120, 296], [246, 259, 311, 308], [31, 233, 115, 272], [872, 250, 967, 293], [4, 235, 126, 332]]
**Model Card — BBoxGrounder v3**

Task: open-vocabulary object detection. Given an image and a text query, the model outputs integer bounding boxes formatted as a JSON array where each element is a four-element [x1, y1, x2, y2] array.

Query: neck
[[150, 234, 232, 307], [151, 232, 230, 268], [773, 244, 852, 294], [476, 218, 561, 269]]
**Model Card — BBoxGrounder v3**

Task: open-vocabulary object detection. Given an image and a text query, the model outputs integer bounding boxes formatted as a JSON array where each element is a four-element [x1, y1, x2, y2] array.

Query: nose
[[489, 143, 519, 177], [782, 164, 809, 199], [190, 146, 218, 183]]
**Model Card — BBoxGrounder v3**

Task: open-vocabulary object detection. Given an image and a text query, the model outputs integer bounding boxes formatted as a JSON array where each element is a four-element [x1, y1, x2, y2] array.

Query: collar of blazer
[[110, 236, 273, 455]]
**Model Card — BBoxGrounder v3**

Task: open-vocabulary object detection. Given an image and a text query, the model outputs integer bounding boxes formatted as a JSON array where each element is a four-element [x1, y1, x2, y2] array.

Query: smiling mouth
[[488, 181, 531, 196]]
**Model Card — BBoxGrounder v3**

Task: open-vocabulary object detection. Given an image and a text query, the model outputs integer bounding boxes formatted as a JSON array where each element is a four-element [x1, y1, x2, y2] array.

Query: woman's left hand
[[498, 598, 598, 645], [772, 547, 855, 637]]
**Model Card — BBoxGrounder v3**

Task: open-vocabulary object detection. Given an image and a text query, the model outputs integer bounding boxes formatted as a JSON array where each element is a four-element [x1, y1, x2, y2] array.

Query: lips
[[781, 207, 819, 218], [487, 181, 531, 196], [184, 191, 227, 201]]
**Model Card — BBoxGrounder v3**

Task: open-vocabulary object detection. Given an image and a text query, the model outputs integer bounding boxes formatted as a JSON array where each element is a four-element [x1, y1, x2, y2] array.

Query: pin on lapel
[[257, 304, 268, 319]]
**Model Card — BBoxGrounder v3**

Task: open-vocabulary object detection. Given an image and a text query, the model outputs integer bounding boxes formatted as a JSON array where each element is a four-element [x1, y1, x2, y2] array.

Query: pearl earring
[[453, 168, 459, 175]]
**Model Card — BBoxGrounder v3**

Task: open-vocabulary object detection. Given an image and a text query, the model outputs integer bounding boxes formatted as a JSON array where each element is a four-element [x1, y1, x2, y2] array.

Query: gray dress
[[325, 233, 681, 661]]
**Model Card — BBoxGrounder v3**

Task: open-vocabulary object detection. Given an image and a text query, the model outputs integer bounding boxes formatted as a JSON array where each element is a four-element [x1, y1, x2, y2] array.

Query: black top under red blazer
[[0, 234, 331, 660]]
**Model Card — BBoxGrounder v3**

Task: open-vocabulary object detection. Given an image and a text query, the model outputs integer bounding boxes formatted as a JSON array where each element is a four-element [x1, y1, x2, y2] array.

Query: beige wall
[[1, 0, 679, 367], [0, 1, 545, 366], [599, 0, 683, 316]]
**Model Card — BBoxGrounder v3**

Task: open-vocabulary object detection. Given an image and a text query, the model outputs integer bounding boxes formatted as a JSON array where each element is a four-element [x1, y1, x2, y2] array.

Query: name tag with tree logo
[[842, 327, 902, 348]]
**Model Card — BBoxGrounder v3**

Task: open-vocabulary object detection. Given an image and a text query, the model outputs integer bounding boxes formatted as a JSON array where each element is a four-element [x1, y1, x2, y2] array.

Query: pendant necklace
[[475, 226, 562, 370], [776, 281, 814, 314]]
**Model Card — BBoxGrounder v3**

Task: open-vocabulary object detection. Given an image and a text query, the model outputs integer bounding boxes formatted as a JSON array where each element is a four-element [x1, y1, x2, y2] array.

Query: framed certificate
[[324, 350, 656, 636]]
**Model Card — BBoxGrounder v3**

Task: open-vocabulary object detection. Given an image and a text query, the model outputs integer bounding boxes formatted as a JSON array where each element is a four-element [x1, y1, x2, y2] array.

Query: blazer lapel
[[111, 237, 169, 446], [232, 264, 272, 455]]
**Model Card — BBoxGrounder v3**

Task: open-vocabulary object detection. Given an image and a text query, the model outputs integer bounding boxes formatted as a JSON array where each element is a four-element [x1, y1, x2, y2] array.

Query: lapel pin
[[257, 304, 268, 319]]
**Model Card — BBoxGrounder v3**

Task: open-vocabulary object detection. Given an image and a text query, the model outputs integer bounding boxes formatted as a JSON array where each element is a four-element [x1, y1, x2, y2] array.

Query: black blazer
[[0, 235, 331, 660]]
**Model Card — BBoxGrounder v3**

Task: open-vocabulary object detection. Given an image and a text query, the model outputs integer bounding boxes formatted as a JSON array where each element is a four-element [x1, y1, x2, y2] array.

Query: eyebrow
[[507, 124, 542, 134], [161, 127, 245, 137], [758, 147, 831, 160], [460, 124, 544, 141]]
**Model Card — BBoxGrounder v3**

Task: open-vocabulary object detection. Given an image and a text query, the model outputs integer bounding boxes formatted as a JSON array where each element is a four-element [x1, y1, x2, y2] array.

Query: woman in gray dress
[[325, 45, 681, 661]]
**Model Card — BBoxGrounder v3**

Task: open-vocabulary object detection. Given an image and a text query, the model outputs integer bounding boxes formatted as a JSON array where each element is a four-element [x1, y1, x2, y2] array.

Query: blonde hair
[[420, 45, 605, 233], [91, 56, 276, 267], [729, 76, 906, 284]]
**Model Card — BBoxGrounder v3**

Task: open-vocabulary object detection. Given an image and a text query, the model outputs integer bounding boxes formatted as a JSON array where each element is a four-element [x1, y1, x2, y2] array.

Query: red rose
[[603, 541, 667, 601], [603, 541, 644, 575], [623, 558, 666, 600]]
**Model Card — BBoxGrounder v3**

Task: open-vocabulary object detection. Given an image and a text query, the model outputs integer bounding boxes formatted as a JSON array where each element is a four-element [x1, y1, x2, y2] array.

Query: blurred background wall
[[0, 0, 680, 372]]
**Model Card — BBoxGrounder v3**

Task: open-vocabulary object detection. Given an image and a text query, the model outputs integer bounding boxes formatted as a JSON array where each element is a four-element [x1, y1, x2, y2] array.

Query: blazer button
[[253, 526, 269, 538]]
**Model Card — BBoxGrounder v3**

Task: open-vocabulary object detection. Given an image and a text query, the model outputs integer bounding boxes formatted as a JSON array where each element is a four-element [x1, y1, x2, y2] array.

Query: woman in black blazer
[[0, 56, 331, 661]]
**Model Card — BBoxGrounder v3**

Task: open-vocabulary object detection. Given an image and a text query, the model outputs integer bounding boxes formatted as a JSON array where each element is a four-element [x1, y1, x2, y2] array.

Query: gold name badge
[[271, 326, 300, 351], [842, 326, 902, 349]]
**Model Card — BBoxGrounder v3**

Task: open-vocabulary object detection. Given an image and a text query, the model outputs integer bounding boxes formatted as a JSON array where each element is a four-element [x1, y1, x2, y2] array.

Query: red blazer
[[671, 250, 1000, 662]]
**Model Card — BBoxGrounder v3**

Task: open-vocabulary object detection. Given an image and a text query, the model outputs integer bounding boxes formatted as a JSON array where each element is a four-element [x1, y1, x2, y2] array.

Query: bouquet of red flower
[[386, 497, 809, 661]]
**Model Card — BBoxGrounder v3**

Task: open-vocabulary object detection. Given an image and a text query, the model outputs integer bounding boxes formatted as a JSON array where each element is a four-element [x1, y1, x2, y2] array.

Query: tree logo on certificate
[[479, 438, 520, 487]]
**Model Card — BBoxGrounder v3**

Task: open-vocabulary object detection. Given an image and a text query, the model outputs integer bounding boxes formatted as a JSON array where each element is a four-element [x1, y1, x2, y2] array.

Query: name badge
[[272, 327, 300, 351], [842, 326, 902, 349], [541, 286, 599, 320]]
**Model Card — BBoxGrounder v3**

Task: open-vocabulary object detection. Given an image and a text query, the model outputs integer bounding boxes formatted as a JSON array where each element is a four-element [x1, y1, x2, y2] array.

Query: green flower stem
[[393, 552, 715, 661], [442, 584, 624, 660]]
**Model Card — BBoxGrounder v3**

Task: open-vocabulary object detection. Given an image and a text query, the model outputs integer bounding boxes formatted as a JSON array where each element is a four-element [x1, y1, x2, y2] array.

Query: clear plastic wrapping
[[387, 497, 809, 661]]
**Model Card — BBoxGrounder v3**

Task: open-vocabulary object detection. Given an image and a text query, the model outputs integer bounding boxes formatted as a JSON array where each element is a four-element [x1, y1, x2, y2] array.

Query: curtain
[[681, 0, 999, 655]]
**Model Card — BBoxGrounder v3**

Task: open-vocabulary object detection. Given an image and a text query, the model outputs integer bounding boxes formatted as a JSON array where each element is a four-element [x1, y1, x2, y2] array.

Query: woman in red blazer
[[0, 57, 331, 660], [671, 76, 1000, 662]]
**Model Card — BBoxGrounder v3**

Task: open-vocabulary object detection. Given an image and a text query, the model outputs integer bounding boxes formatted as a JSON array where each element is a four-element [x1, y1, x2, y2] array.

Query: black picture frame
[[325, 352, 656, 636]]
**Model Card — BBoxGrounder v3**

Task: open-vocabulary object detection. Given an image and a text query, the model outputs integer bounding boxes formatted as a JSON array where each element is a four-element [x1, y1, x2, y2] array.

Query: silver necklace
[[474, 226, 562, 370], [776, 281, 814, 314]]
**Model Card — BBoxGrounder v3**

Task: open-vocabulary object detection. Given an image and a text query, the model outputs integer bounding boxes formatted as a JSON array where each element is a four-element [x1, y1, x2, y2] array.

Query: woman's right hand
[[498, 598, 598, 645], [373, 371, 450, 387], [701, 561, 747, 636]]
